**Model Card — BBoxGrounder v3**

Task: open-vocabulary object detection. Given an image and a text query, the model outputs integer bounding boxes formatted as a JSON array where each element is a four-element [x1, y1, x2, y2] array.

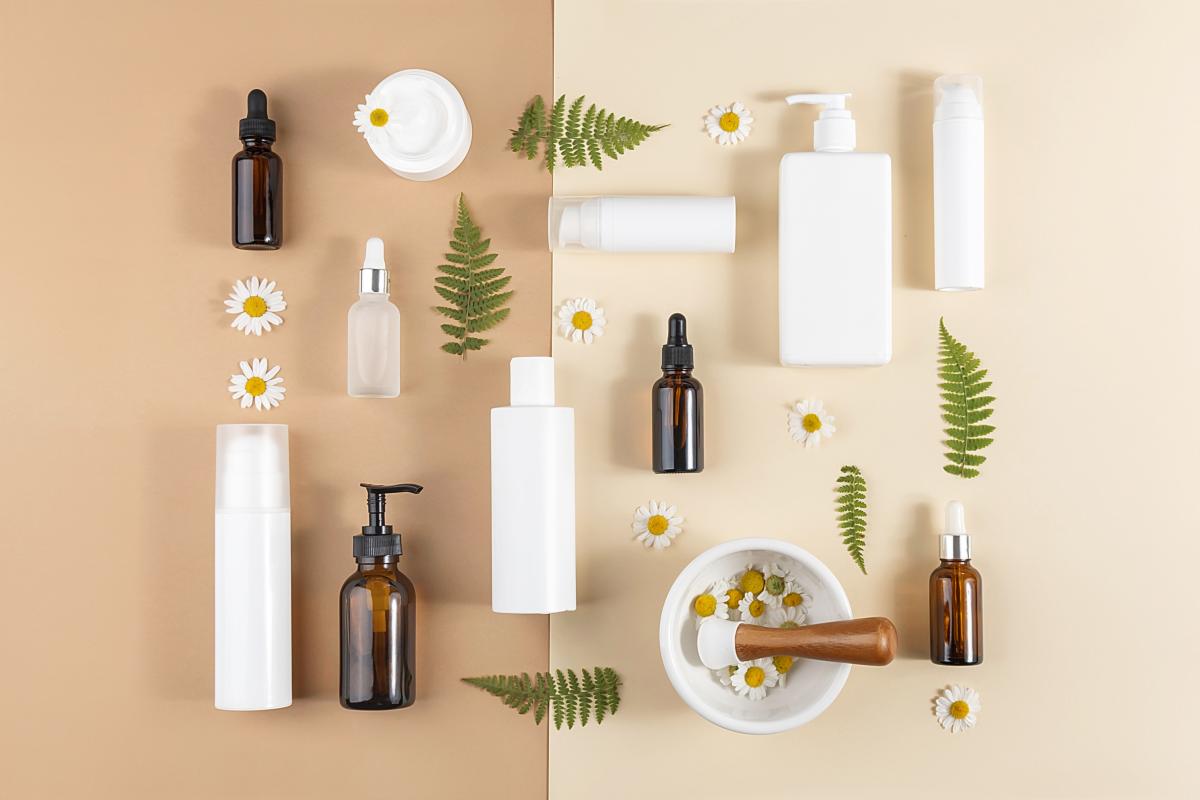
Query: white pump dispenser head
[[785, 93, 856, 152]]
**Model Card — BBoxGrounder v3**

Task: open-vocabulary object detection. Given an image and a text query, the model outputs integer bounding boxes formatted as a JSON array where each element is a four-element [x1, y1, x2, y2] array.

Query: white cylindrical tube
[[548, 196, 736, 253], [933, 74, 984, 291], [491, 358, 576, 613], [215, 424, 292, 710]]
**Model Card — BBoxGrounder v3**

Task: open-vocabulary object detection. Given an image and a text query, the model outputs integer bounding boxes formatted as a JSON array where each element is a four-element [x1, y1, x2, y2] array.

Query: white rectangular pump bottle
[[779, 93, 892, 366], [491, 357, 576, 613]]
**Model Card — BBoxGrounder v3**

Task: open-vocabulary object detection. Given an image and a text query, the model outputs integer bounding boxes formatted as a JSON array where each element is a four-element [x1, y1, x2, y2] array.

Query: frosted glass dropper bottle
[[347, 237, 400, 397]]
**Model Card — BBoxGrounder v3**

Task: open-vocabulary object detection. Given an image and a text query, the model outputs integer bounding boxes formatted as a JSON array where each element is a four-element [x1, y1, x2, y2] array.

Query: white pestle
[[697, 618, 743, 670]]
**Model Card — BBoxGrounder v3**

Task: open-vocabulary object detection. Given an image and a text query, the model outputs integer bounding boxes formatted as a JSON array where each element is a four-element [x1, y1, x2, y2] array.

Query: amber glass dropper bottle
[[232, 89, 283, 250], [652, 313, 703, 473], [929, 500, 982, 665]]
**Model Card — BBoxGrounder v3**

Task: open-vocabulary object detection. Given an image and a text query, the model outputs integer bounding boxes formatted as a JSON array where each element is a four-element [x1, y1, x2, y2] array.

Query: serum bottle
[[929, 500, 983, 665], [347, 237, 401, 397], [340, 483, 422, 710], [652, 313, 703, 473], [232, 89, 283, 250]]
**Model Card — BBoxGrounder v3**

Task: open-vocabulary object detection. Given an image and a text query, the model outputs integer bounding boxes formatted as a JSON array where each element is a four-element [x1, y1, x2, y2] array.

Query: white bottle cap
[[785, 93, 856, 152], [548, 197, 602, 249], [935, 75, 983, 121], [940, 500, 971, 560], [216, 424, 290, 511], [359, 236, 390, 294], [509, 357, 555, 406]]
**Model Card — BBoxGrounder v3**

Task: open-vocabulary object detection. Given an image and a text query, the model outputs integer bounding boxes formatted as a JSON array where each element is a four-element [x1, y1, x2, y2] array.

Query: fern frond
[[835, 465, 868, 574], [938, 318, 997, 478], [432, 195, 512, 360], [508, 94, 665, 172], [462, 666, 622, 730]]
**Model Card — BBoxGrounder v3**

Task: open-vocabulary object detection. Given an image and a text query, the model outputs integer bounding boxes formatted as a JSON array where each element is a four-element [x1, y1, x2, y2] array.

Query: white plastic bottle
[[547, 196, 736, 253], [490, 357, 576, 614], [933, 74, 984, 291], [778, 93, 892, 366], [347, 237, 401, 397], [215, 424, 291, 711]]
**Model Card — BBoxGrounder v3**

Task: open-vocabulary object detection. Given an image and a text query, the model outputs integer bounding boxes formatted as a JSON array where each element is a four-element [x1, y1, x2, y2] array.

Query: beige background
[[550, 1, 1200, 798], [0, 1, 552, 797]]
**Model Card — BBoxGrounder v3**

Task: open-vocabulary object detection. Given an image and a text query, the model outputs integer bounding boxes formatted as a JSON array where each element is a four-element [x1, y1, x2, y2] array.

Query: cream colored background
[[550, 1, 1200, 798], [0, 1, 551, 797]]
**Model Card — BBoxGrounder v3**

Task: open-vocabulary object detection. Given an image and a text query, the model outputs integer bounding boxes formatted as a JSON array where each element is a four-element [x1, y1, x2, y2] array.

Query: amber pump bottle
[[340, 483, 422, 710], [232, 89, 282, 250], [929, 500, 982, 665], [652, 313, 703, 473]]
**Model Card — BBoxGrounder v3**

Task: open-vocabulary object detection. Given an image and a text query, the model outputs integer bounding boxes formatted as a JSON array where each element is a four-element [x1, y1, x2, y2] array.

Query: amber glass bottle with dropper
[[652, 313, 703, 473], [929, 500, 983, 665]]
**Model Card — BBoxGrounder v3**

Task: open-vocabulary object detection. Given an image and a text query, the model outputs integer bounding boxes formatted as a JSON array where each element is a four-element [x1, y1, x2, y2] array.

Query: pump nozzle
[[354, 483, 423, 558], [784, 92, 855, 153]]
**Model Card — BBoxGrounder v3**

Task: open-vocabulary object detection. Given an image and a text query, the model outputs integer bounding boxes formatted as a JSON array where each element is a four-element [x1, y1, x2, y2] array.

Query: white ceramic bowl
[[659, 538, 853, 734]]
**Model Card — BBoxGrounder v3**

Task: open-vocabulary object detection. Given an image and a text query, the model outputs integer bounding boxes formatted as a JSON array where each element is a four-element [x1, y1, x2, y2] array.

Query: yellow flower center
[[744, 666, 765, 688], [693, 594, 717, 617], [242, 295, 267, 318], [571, 310, 593, 331], [740, 570, 765, 595], [773, 656, 794, 674], [369, 108, 389, 127], [725, 588, 743, 609], [748, 599, 765, 618], [801, 413, 822, 432], [780, 621, 800, 629], [765, 575, 786, 596], [244, 376, 267, 397], [718, 111, 741, 132], [949, 700, 970, 720], [646, 514, 669, 535], [783, 592, 804, 608]]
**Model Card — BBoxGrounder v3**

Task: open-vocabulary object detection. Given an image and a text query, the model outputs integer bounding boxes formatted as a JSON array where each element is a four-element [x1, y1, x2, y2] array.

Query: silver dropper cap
[[939, 500, 972, 560], [359, 237, 390, 294]]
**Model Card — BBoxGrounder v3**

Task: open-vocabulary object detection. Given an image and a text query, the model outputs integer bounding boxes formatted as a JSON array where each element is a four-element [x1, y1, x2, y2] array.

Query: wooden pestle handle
[[734, 617, 897, 666]]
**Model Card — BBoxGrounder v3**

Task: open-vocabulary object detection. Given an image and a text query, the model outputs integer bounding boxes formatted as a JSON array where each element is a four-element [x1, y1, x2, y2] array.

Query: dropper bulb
[[667, 313, 688, 345], [363, 236, 385, 268], [246, 89, 268, 119], [945, 500, 967, 534]]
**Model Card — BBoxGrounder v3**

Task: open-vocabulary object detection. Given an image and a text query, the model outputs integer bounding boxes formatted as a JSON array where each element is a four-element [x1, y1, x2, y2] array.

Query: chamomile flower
[[737, 591, 770, 625], [772, 655, 796, 689], [353, 92, 395, 144], [738, 566, 766, 597], [723, 586, 745, 620], [788, 398, 837, 448], [692, 583, 731, 629], [557, 297, 607, 344], [704, 101, 754, 146], [228, 357, 286, 411], [933, 685, 981, 733], [780, 586, 813, 616], [768, 603, 806, 628], [730, 658, 778, 700], [225, 276, 286, 336], [760, 562, 796, 607], [631, 500, 683, 550]]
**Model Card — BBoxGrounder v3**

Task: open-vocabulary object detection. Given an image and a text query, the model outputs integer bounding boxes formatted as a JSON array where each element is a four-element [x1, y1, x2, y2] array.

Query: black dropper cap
[[239, 89, 276, 142], [354, 483, 423, 558], [661, 313, 694, 370]]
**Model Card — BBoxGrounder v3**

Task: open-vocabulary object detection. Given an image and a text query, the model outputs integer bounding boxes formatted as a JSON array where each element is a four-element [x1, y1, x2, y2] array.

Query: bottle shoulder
[[653, 372, 702, 390], [349, 293, 399, 314]]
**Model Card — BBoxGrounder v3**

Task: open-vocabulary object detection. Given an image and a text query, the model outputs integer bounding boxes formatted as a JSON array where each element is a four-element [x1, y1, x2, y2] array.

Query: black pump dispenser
[[661, 313, 694, 370], [354, 483, 423, 558], [239, 89, 276, 142]]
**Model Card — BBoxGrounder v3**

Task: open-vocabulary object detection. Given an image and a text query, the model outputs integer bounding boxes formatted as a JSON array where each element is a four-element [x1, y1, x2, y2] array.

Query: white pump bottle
[[778, 93, 892, 366]]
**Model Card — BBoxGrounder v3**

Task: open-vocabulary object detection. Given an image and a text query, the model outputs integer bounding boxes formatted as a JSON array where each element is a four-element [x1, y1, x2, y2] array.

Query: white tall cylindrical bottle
[[491, 357, 576, 613], [215, 424, 292, 710], [548, 196, 736, 253], [933, 74, 984, 291]]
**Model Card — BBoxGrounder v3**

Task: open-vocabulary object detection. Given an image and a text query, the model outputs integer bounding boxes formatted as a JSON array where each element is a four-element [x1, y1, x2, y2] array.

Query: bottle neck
[[355, 555, 401, 571], [240, 137, 274, 150], [662, 365, 693, 375]]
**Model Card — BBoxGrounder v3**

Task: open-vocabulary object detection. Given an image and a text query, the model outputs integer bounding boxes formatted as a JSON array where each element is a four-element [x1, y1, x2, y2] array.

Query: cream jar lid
[[365, 69, 472, 181]]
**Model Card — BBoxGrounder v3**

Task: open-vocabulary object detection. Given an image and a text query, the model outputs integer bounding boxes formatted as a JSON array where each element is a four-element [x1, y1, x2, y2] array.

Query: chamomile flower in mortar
[[772, 655, 796, 689], [225, 276, 286, 336], [738, 565, 766, 597], [933, 685, 981, 734], [703, 101, 754, 146], [692, 583, 731, 630], [768, 603, 806, 628], [760, 562, 796, 607], [737, 591, 770, 625], [631, 500, 683, 550], [353, 92, 395, 144], [228, 357, 286, 411], [788, 398, 837, 448], [780, 585, 813, 616], [723, 586, 745, 620], [730, 658, 778, 700], [556, 297, 607, 344]]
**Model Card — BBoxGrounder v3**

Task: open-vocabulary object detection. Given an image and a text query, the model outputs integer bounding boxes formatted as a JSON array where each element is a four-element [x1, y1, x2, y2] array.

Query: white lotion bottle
[[347, 237, 401, 397], [491, 357, 576, 613], [215, 424, 291, 711], [778, 93, 892, 366], [933, 74, 984, 291], [547, 196, 736, 253]]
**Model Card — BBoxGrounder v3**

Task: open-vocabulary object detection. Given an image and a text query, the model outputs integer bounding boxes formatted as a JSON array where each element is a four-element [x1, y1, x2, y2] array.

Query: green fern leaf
[[938, 318, 997, 478], [834, 465, 868, 574], [462, 666, 622, 730], [508, 94, 666, 172], [432, 195, 512, 360]]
